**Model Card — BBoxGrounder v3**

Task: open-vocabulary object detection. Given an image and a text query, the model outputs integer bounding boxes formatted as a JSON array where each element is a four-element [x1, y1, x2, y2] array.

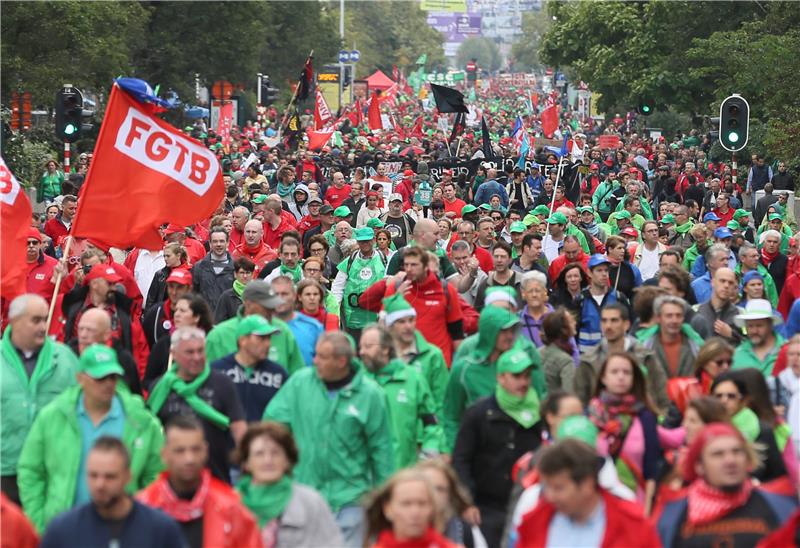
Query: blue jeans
[[335, 504, 365, 548]]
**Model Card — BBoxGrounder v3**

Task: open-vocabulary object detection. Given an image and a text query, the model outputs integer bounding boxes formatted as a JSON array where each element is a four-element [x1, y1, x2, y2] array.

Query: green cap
[[768, 213, 782, 222], [366, 218, 385, 229], [557, 415, 599, 447], [236, 315, 280, 338], [509, 221, 527, 233], [522, 214, 539, 226], [726, 220, 742, 231], [577, 206, 594, 214], [334, 206, 351, 218], [79, 345, 125, 379], [547, 212, 568, 225], [615, 210, 632, 220], [660, 214, 675, 224], [251, 195, 268, 204], [461, 204, 478, 216], [497, 347, 535, 374], [532, 205, 551, 217], [479, 203, 492, 211], [354, 227, 375, 241], [733, 209, 750, 221]]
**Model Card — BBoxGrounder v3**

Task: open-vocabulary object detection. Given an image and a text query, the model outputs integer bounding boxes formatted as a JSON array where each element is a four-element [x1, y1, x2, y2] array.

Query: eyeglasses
[[310, 247, 325, 254], [714, 392, 740, 401]]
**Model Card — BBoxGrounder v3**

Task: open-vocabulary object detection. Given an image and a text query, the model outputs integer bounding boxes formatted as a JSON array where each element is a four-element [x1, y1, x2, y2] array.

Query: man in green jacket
[[264, 331, 394, 547], [17, 345, 163, 531], [385, 294, 449, 409], [442, 307, 543, 451], [1, 294, 79, 504], [360, 324, 444, 466], [731, 299, 786, 376], [205, 280, 304, 374]]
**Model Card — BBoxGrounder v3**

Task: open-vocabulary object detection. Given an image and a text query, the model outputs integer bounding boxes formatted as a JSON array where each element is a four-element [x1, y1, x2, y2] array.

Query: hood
[[417, 161, 429, 175], [293, 183, 310, 202], [475, 307, 520, 361]]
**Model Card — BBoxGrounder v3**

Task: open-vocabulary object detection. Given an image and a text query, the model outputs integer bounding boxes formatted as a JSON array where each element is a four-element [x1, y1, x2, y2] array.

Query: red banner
[[598, 135, 622, 149], [0, 156, 33, 301], [307, 127, 334, 151], [71, 84, 224, 250], [368, 91, 383, 132], [540, 93, 559, 138], [314, 90, 333, 130], [217, 101, 234, 149]]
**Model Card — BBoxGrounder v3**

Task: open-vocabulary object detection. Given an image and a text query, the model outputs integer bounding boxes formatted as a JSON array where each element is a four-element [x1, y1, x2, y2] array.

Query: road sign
[[338, 50, 351, 63], [350, 50, 361, 62]]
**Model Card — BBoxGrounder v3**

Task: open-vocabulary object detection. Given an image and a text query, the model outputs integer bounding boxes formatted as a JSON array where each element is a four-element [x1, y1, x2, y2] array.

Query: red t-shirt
[[444, 197, 466, 218], [324, 184, 352, 209]]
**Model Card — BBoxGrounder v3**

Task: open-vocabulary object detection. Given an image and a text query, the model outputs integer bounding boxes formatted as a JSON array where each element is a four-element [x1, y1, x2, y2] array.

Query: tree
[[1, 1, 148, 108], [456, 37, 501, 72], [511, 9, 552, 71]]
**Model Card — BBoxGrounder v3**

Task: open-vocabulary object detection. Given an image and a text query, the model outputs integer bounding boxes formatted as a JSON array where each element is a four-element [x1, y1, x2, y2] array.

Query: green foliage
[[511, 9, 552, 71], [1, 122, 60, 187], [456, 37, 501, 72]]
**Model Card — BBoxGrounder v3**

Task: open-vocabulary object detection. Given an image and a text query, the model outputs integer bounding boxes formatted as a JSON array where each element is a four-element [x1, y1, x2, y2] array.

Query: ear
[[694, 460, 704, 479]]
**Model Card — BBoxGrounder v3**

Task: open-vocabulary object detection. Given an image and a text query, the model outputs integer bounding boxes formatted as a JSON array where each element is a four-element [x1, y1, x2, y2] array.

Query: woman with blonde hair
[[364, 469, 457, 548]]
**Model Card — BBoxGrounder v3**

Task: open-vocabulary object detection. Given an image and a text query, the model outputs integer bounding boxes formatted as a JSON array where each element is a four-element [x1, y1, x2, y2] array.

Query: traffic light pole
[[732, 153, 737, 189], [64, 142, 70, 172]]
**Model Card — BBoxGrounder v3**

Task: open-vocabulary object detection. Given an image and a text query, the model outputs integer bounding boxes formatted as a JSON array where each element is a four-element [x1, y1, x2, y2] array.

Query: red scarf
[[761, 247, 779, 265], [302, 307, 326, 325], [687, 478, 753, 525], [373, 527, 454, 548], [155, 469, 211, 522], [587, 392, 643, 457]]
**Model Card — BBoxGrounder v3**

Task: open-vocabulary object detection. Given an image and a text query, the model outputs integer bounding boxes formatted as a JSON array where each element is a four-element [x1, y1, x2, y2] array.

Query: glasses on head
[[714, 392, 740, 401]]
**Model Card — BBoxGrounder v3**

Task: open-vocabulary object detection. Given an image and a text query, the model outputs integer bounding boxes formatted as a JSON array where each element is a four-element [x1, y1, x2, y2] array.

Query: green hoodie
[[441, 308, 543, 450], [592, 180, 620, 213], [264, 362, 395, 512], [404, 331, 449, 411], [17, 385, 163, 531], [682, 240, 711, 271], [1, 327, 79, 476], [206, 307, 304, 375], [614, 196, 654, 220], [367, 359, 444, 467]]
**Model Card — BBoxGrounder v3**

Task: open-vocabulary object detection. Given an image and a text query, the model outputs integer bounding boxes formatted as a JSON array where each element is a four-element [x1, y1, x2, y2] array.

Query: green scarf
[[279, 262, 302, 283], [674, 220, 694, 234], [276, 182, 295, 199], [233, 279, 246, 297], [1, 326, 55, 395], [147, 364, 230, 430], [495, 385, 540, 428], [732, 407, 760, 442], [236, 475, 293, 526]]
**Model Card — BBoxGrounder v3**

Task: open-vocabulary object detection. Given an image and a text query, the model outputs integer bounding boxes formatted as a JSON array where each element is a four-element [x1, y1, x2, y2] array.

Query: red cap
[[442, 169, 452, 176], [84, 264, 122, 285], [620, 227, 639, 238], [683, 423, 748, 483], [163, 224, 185, 236], [166, 268, 193, 286], [366, 191, 380, 199], [590, 163, 599, 169], [403, 169, 415, 176], [27, 228, 43, 242]]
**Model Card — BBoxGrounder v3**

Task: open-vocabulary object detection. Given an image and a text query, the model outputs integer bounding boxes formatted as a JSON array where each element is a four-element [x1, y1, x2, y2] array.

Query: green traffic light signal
[[728, 132, 739, 143], [64, 123, 78, 135]]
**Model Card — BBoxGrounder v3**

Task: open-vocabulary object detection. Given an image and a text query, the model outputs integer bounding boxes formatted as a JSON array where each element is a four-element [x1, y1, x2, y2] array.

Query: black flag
[[430, 83, 469, 113], [481, 117, 495, 159], [297, 56, 313, 101]]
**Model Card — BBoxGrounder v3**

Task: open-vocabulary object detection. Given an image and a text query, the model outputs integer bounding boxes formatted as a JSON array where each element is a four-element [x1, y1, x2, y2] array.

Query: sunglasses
[[27, 240, 40, 246]]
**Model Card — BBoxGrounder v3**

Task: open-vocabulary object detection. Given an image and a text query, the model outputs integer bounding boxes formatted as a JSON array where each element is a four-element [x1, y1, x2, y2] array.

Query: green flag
[[468, 87, 476, 101], [415, 53, 427, 65]]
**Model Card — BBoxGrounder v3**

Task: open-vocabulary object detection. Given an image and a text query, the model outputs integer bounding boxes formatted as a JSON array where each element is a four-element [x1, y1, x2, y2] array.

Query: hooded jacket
[[17, 385, 163, 531], [442, 308, 544, 451], [263, 362, 395, 511], [287, 183, 310, 221]]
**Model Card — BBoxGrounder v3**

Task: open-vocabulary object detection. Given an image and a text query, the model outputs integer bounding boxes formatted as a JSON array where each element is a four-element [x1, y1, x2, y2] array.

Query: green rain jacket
[[1, 327, 79, 476], [441, 307, 544, 451], [264, 361, 395, 512], [205, 307, 304, 374], [17, 385, 164, 531], [404, 331, 449, 412], [367, 359, 444, 467]]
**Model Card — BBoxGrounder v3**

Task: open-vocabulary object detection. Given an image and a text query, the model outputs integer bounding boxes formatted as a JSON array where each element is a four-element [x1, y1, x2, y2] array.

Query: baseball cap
[[461, 204, 478, 216], [334, 206, 351, 218], [366, 218, 385, 229], [589, 163, 599, 170], [532, 205, 551, 217], [236, 315, 280, 338], [577, 206, 594, 214], [733, 209, 750, 221], [661, 214, 675, 224], [307, 196, 323, 205], [497, 347, 535, 374], [726, 220, 742, 231], [620, 227, 639, 238], [615, 210, 632, 221], [83, 264, 122, 285], [509, 221, 527, 233], [479, 203, 493, 211], [587, 254, 611, 269], [713, 227, 733, 239], [742, 270, 764, 286], [522, 214, 538, 226], [251, 195, 268, 204], [557, 416, 599, 447], [703, 212, 721, 222], [79, 344, 124, 379], [546, 212, 567, 225], [163, 224, 185, 236], [354, 227, 375, 241], [320, 204, 334, 215], [242, 280, 284, 309], [768, 213, 783, 222], [166, 268, 192, 286], [389, 193, 403, 203]]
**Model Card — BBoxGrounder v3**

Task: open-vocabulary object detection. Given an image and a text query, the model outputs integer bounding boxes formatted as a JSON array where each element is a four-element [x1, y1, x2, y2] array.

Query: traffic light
[[55, 86, 93, 142], [636, 99, 654, 116], [260, 77, 280, 106], [718, 94, 749, 152]]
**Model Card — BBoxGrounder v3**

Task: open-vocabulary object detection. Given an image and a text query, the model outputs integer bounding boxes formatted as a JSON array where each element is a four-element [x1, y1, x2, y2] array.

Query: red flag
[[71, 83, 224, 250], [540, 93, 559, 138], [410, 116, 424, 138], [307, 127, 334, 151], [314, 89, 333, 129], [217, 101, 234, 149], [0, 156, 32, 302], [531, 92, 539, 109], [368, 92, 383, 132], [392, 65, 400, 83], [297, 56, 313, 101], [347, 99, 364, 127]]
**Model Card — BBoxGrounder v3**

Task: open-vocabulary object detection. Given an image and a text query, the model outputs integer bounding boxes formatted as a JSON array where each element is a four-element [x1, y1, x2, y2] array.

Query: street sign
[[350, 50, 361, 62], [338, 50, 351, 63]]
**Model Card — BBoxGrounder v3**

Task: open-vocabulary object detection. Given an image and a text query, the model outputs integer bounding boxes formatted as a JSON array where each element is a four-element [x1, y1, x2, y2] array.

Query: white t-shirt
[[542, 234, 563, 263], [638, 245, 660, 281]]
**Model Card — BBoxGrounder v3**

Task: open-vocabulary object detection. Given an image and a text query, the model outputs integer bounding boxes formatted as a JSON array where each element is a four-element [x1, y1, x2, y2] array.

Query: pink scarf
[[156, 469, 211, 522], [687, 477, 753, 525]]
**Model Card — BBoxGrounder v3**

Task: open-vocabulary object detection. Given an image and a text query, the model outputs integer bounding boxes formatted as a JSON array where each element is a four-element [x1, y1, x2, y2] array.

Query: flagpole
[[455, 136, 464, 158], [44, 236, 72, 333], [277, 50, 314, 141], [543, 158, 565, 240]]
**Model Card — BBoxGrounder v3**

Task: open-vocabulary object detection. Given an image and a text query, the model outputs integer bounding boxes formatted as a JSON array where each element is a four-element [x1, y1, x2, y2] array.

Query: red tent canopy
[[366, 70, 396, 91]]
